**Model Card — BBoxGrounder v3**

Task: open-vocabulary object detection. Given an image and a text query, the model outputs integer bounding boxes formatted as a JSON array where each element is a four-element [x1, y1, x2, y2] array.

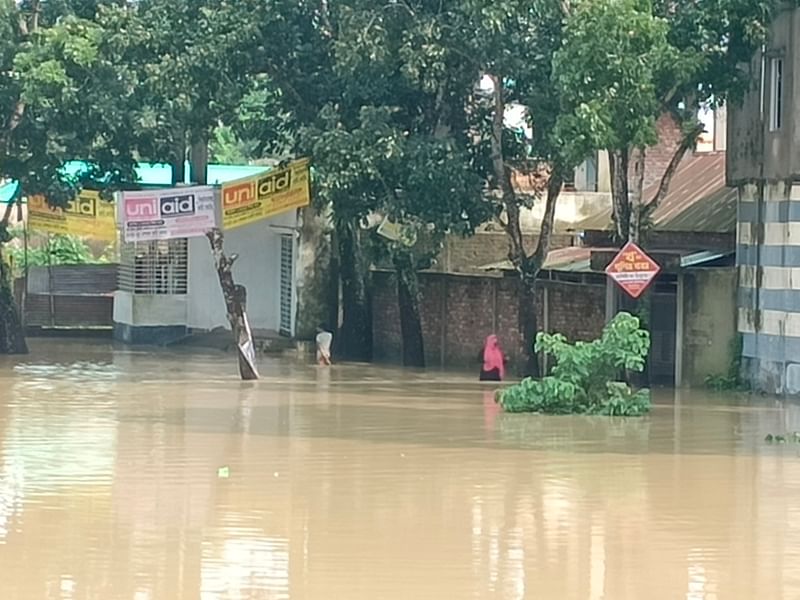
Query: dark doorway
[[615, 275, 677, 386]]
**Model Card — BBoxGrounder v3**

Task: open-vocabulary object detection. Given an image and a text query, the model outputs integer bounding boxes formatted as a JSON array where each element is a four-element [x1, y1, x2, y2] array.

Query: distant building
[[108, 162, 328, 347], [728, 6, 800, 393]]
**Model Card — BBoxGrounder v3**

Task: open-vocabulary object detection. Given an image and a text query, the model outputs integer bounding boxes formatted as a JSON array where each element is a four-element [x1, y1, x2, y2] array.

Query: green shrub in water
[[499, 312, 651, 416]]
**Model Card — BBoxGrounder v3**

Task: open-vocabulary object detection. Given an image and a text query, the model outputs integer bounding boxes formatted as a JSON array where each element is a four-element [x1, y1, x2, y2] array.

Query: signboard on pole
[[605, 241, 661, 299], [28, 191, 117, 242], [377, 216, 417, 247], [120, 186, 216, 242], [221, 158, 311, 230]]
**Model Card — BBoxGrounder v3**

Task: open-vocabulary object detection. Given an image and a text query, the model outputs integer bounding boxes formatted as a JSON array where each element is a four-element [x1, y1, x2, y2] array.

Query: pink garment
[[483, 335, 505, 380]]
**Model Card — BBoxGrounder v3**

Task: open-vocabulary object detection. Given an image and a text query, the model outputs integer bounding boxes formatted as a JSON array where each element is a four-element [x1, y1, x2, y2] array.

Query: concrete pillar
[[605, 278, 616, 322]]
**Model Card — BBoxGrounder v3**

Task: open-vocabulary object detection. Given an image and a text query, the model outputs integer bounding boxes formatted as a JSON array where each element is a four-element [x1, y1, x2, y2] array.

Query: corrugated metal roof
[[480, 246, 596, 273], [680, 250, 734, 268], [480, 246, 734, 273], [574, 152, 735, 233]]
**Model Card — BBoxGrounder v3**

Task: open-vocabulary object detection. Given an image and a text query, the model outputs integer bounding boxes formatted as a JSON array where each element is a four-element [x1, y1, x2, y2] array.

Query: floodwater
[[0, 342, 799, 599]]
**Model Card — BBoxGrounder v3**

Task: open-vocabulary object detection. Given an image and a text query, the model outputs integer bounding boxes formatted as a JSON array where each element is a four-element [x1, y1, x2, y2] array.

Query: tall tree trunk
[[628, 147, 646, 243], [488, 71, 566, 377], [190, 130, 209, 185], [336, 219, 372, 361], [394, 252, 425, 368], [609, 148, 630, 243], [0, 201, 27, 354], [0, 252, 27, 354], [171, 129, 187, 186], [518, 274, 539, 377], [327, 224, 340, 336], [206, 228, 258, 380]]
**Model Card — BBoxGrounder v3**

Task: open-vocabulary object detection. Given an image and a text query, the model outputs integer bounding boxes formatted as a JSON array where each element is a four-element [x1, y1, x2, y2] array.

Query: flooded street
[[0, 341, 799, 599]]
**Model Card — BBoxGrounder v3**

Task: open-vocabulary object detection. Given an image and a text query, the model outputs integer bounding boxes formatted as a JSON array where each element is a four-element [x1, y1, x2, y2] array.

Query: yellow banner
[[28, 191, 117, 242], [221, 158, 311, 230]]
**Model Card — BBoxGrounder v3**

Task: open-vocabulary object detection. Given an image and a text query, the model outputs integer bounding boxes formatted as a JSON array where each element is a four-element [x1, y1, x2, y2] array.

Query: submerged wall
[[371, 270, 607, 374], [682, 268, 738, 387]]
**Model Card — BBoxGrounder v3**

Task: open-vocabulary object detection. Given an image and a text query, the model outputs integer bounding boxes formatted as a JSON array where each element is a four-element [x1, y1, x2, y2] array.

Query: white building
[[113, 211, 300, 345], [112, 164, 307, 345]]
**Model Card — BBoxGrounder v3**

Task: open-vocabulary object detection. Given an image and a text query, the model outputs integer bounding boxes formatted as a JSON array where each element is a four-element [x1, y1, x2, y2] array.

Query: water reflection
[[0, 340, 800, 598]]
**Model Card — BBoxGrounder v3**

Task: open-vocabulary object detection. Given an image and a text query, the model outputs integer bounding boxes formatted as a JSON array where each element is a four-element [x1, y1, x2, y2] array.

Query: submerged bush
[[499, 312, 651, 417]]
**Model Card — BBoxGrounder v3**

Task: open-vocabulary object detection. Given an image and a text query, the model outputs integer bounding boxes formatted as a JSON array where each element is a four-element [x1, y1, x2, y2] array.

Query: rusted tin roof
[[479, 246, 733, 274], [479, 246, 598, 273], [574, 152, 735, 233]]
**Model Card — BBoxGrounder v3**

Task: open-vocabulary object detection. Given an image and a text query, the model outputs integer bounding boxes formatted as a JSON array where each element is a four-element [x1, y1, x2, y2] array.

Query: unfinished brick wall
[[629, 113, 685, 191], [428, 232, 575, 273], [372, 270, 607, 373]]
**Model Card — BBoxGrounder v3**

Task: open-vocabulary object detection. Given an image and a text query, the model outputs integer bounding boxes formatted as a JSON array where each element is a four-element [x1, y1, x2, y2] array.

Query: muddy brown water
[[0, 340, 798, 599]]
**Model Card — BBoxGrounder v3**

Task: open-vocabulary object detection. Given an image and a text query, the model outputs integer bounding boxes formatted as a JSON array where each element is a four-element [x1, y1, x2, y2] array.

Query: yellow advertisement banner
[[28, 191, 117, 242], [221, 158, 311, 230]]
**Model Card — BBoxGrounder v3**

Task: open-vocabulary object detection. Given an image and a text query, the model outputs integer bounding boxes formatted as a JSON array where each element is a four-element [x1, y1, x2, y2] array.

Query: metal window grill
[[118, 239, 188, 295], [279, 234, 293, 336]]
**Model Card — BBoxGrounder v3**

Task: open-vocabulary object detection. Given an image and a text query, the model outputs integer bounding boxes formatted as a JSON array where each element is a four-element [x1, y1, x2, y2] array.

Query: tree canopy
[[0, 0, 784, 358]]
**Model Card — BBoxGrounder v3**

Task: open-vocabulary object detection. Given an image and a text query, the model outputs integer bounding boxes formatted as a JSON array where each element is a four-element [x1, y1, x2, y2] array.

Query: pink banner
[[120, 186, 217, 242]]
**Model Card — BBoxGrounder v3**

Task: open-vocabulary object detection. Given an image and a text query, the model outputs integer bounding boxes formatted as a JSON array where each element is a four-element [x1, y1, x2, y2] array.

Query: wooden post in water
[[206, 228, 259, 380]]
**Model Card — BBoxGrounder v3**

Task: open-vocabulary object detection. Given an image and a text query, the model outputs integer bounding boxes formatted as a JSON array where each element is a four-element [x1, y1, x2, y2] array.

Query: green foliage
[[499, 312, 652, 417], [6, 230, 103, 269], [765, 432, 800, 445], [554, 0, 677, 163], [209, 125, 258, 166], [553, 0, 783, 240], [556, 0, 782, 161]]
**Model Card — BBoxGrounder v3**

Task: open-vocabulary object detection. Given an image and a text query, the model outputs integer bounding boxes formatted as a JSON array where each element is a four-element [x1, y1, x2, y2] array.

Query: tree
[[203, 0, 377, 362], [0, 0, 139, 354], [554, 0, 782, 243], [237, 0, 576, 370], [94, 0, 279, 379], [293, 2, 491, 367], [443, 0, 574, 375]]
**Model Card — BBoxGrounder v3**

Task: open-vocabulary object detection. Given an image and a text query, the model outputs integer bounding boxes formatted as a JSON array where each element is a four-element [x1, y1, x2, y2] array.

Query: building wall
[[681, 268, 738, 387], [632, 113, 685, 191], [728, 8, 800, 184], [729, 7, 800, 393], [371, 271, 607, 373], [736, 181, 800, 393], [186, 210, 297, 333]]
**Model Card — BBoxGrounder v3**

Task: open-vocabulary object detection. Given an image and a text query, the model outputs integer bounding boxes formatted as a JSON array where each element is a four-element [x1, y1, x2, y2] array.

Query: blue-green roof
[[0, 181, 19, 204], [1, 161, 272, 203]]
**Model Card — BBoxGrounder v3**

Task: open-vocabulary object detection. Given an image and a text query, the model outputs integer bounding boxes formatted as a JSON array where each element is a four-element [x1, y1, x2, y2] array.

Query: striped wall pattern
[[737, 181, 800, 392]]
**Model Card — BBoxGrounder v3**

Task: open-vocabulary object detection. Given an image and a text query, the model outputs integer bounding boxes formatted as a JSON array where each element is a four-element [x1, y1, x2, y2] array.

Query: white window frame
[[769, 57, 783, 132]]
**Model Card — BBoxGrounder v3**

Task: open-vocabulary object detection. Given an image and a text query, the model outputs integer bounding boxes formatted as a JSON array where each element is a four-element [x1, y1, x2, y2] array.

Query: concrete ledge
[[113, 323, 188, 346]]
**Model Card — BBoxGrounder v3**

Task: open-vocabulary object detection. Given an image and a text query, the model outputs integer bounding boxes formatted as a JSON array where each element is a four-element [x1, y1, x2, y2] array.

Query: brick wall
[[372, 270, 607, 373], [435, 232, 575, 273], [630, 113, 685, 191]]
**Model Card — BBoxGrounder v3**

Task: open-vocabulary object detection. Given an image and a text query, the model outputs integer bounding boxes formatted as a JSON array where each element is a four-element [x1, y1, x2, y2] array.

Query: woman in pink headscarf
[[479, 334, 506, 381]]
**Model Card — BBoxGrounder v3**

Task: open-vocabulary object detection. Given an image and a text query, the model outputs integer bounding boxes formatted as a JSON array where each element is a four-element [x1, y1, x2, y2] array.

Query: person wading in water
[[479, 335, 506, 382], [316, 326, 333, 366]]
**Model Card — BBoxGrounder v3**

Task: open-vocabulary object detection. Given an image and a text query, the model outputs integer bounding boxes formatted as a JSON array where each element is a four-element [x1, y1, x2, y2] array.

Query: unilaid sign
[[221, 158, 311, 230], [121, 186, 216, 242], [28, 191, 117, 242]]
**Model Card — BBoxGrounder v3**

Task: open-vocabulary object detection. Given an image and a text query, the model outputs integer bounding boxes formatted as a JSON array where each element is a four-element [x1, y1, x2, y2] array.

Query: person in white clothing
[[316, 325, 333, 366]]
